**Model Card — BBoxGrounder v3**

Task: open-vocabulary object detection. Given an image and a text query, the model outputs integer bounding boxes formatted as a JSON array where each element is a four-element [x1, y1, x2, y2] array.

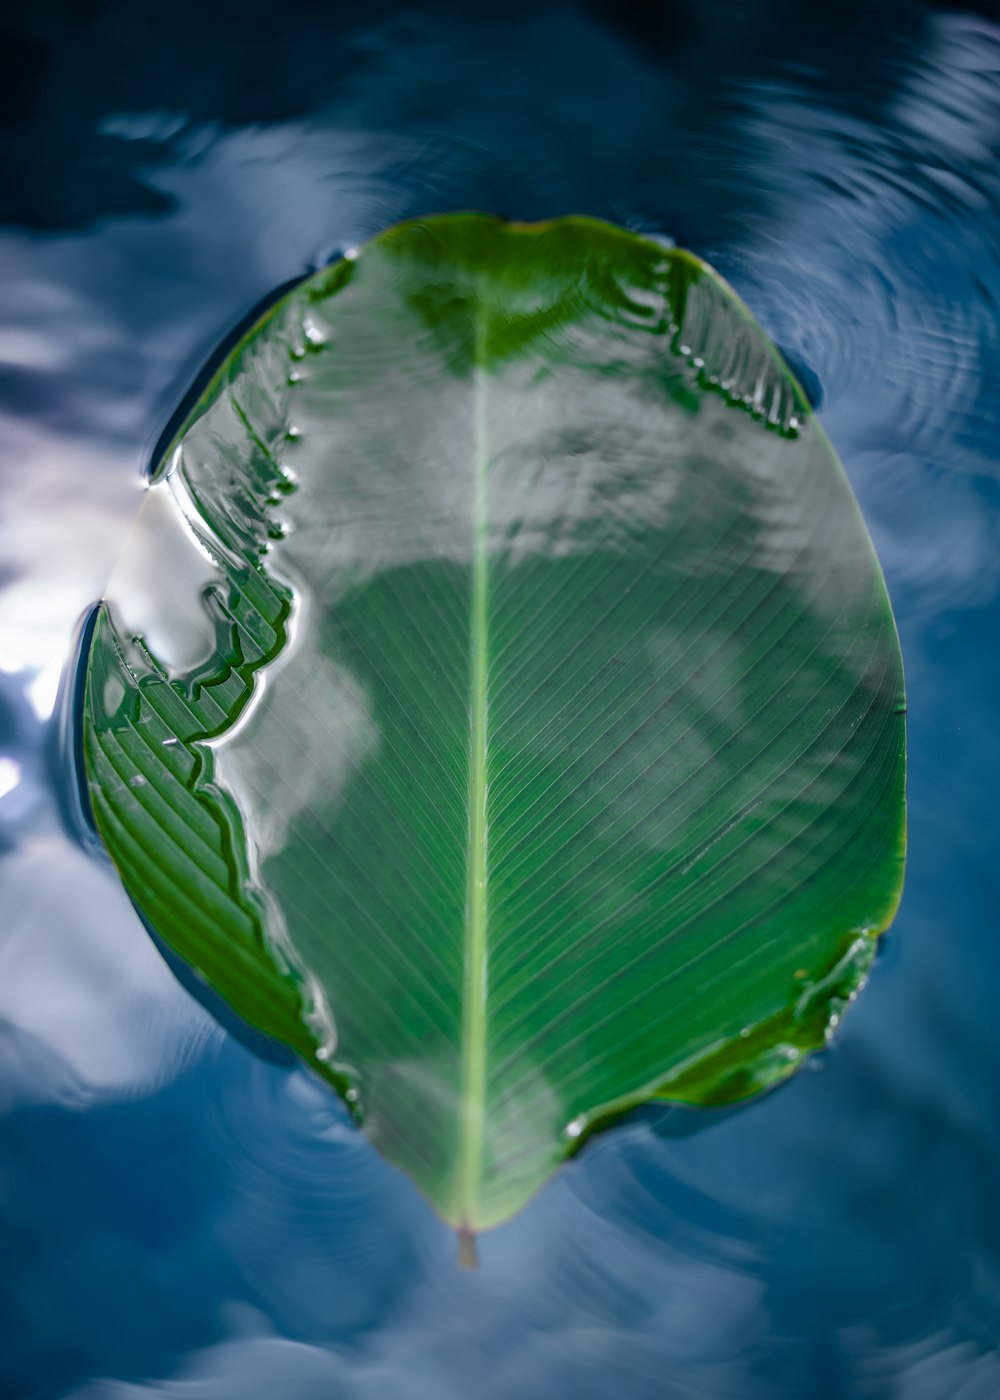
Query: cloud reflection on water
[[1, 2, 999, 1396]]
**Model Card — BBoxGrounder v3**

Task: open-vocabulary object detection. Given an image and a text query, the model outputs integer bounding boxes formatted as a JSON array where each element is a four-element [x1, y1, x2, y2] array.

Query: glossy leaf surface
[[83, 215, 906, 1233]]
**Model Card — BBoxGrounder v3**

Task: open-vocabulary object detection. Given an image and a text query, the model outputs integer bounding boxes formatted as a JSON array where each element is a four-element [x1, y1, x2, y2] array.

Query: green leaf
[[83, 214, 906, 1238]]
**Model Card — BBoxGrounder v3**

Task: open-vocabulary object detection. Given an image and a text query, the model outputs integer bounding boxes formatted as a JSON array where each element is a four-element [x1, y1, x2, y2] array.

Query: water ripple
[[1, 4, 999, 1397]]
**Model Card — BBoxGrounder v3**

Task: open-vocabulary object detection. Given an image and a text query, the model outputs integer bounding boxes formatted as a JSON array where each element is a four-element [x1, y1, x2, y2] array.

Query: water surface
[[1, 3, 999, 1397]]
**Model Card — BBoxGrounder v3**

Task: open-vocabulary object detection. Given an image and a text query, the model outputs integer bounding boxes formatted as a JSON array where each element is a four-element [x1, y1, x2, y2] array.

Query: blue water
[[2, 3, 999, 1396]]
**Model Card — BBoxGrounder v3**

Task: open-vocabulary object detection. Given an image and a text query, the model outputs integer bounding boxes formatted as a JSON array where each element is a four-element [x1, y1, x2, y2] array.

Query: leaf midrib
[[458, 292, 491, 1232]]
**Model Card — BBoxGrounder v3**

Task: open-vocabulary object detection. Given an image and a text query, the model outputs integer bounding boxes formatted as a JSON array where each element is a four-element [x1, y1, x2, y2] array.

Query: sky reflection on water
[[1, 3, 999, 1397]]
